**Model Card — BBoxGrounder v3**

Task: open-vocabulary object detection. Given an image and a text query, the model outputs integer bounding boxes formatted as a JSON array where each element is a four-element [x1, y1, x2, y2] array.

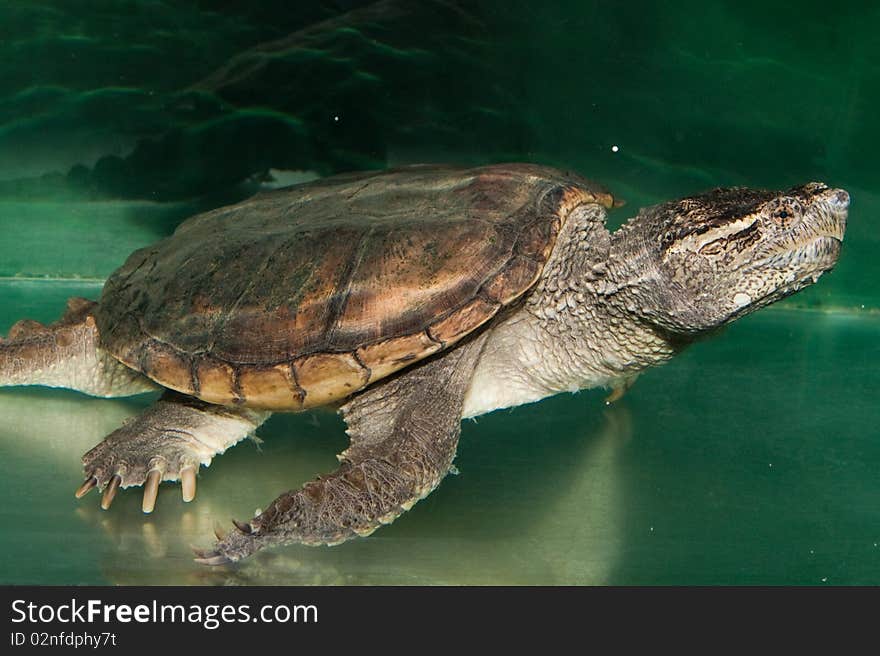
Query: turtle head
[[610, 183, 848, 335]]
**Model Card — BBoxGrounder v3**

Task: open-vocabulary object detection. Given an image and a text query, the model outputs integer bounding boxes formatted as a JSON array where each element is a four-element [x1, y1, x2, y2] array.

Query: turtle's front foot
[[78, 424, 205, 512], [75, 392, 269, 514]]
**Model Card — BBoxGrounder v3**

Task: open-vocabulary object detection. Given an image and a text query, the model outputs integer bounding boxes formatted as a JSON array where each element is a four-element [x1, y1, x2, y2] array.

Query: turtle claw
[[100, 475, 121, 510], [73, 393, 268, 517], [181, 467, 197, 503], [193, 524, 269, 566], [194, 555, 230, 566], [142, 470, 161, 513], [79, 421, 209, 513], [232, 518, 253, 535], [604, 374, 639, 405], [213, 522, 227, 541], [75, 476, 97, 499], [192, 547, 232, 567]]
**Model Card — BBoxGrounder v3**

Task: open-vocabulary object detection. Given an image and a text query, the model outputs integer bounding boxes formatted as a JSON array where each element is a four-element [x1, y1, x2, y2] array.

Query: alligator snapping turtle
[[0, 163, 848, 563]]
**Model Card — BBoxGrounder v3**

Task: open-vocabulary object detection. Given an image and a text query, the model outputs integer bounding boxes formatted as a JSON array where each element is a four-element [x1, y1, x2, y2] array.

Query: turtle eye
[[769, 197, 803, 227]]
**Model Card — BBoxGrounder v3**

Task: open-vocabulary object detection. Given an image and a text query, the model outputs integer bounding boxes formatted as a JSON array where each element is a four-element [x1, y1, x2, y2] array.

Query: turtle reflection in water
[[0, 164, 848, 563]]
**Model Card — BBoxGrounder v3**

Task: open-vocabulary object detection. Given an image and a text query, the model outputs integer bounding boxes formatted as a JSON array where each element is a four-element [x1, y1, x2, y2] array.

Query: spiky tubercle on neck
[[602, 206, 713, 337], [461, 204, 680, 419]]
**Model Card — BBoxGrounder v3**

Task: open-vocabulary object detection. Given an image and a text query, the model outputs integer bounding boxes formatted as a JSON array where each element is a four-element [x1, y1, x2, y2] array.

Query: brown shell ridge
[[349, 349, 373, 384], [288, 363, 307, 405], [424, 328, 443, 347], [189, 359, 201, 396], [229, 366, 244, 404], [123, 310, 370, 410]]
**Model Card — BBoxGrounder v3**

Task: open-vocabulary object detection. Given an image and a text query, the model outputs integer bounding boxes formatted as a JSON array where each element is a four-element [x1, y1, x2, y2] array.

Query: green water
[[0, 1, 877, 584]]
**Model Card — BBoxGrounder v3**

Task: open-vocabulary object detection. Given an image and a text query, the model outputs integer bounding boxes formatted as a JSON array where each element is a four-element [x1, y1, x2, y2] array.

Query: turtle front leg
[[77, 391, 270, 513], [199, 333, 489, 564]]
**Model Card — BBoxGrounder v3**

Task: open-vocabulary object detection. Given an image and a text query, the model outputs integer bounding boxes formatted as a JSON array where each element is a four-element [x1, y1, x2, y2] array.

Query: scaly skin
[[464, 183, 848, 420], [198, 333, 489, 564], [203, 181, 849, 561], [0, 298, 155, 397], [0, 171, 849, 564], [78, 392, 269, 513]]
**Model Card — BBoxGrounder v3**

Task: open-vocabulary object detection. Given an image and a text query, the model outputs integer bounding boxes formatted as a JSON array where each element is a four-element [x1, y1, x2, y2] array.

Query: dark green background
[[0, 1, 876, 584]]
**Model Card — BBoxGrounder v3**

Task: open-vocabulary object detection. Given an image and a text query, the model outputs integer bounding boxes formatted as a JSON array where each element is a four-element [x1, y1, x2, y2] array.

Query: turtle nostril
[[833, 190, 850, 208]]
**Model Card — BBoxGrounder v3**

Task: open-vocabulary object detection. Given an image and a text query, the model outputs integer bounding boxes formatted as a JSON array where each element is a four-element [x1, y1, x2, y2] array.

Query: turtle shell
[[96, 163, 616, 410]]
